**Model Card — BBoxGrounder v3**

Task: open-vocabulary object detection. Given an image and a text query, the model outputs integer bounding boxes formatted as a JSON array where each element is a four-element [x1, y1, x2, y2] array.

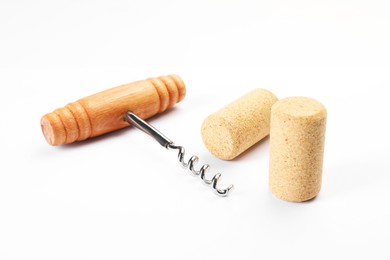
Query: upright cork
[[269, 97, 327, 202], [201, 89, 278, 160], [41, 75, 186, 145]]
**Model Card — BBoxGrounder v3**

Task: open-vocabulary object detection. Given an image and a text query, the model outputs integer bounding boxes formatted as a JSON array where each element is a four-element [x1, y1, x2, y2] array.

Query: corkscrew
[[124, 112, 234, 197], [40, 74, 233, 196]]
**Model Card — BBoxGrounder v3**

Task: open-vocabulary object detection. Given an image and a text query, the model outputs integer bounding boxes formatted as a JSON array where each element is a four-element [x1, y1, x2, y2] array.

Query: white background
[[1, 0, 390, 259]]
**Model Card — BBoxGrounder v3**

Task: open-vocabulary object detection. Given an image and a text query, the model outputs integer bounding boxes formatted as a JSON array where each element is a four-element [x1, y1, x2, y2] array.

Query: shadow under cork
[[230, 135, 271, 161], [57, 107, 181, 150], [269, 192, 320, 204], [265, 191, 319, 223], [196, 135, 271, 168]]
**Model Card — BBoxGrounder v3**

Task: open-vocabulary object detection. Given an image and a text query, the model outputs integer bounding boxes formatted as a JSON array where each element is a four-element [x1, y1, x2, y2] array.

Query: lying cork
[[201, 89, 278, 160], [269, 97, 327, 202]]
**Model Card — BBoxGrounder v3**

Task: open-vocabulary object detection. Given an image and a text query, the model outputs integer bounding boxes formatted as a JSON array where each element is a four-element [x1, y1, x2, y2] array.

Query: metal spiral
[[124, 111, 234, 197], [167, 143, 234, 197]]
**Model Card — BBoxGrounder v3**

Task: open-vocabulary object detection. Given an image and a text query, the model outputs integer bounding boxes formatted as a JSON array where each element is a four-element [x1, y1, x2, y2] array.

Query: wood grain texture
[[41, 75, 186, 145]]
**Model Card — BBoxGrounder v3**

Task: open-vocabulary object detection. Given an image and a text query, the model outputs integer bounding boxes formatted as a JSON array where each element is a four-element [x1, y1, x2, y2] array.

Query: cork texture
[[269, 97, 327, 202], [201, 89, 278, 160]]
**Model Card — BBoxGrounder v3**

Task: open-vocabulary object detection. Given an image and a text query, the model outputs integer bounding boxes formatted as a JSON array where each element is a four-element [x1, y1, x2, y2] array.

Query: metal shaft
[[124, 112, 234, 197]]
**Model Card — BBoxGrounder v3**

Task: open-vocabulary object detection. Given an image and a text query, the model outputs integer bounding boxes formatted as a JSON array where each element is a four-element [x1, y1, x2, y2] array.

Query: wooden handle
[[41, 74, 186, 146]]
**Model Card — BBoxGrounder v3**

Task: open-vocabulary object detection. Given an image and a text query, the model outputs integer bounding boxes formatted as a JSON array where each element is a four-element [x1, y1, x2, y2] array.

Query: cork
[[269, 97, 327, 202], [201, 89, 278, 160]]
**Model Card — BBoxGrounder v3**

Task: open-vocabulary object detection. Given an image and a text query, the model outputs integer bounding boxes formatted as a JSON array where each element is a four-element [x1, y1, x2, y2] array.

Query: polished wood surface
[[41, 75, 186, 145]]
